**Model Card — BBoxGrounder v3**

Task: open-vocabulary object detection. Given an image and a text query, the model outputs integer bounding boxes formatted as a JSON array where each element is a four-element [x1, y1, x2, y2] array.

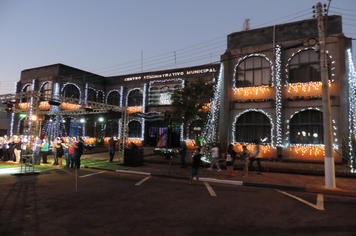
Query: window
[[98, 91, 104, 103], [290, 110, 323, 144], [21, 84, 32, 103], [128, 121, 142, 138], [40, 82, 52, 99], [62, 84, 80, 99], [106, 121, 118, 137], [87, 88, 96, 102], [289, 50, 330, 83], [107, 91, 120, 106], [235, 111, 271, 144], [127, 89, 143, 106], [236, 57, 271, 87], [148, 87, 159, 105]]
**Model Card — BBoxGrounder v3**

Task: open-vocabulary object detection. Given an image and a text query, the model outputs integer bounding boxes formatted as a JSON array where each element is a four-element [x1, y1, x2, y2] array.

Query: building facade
[[7, 15, 355, 163]]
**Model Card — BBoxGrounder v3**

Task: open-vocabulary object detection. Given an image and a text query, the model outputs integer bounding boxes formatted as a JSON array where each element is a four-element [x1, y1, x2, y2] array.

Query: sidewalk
[[79, 148, 356, 197]]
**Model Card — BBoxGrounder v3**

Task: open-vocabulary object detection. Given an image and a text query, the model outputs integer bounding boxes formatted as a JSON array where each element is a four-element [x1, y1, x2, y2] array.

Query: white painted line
[[204, 182, 217, 197], [116, 170, 151, 176], [79, 171, 107, 178], [135, 176, 151, 186], [200, 177, 243, 186], [276, 189, 325, 210]]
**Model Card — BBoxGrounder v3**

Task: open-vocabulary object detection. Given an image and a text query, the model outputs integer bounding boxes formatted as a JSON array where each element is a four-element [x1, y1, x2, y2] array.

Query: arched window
[[127, 89, 143, 106], [289, 50, 330, 83], [235, 56, 271, 87], [98, 91, 104, 103], [188, 120, 204, 140], [290, 110, 323, 144], [128, 121, 142, 138], [21, 84, 32, 103], [87, 88, 96, 102], [40, 82, 53, 100], [63, 84, 80, 99], [106, 121, 118, 137], [235, 111, 271, 144], [107, 91, 120, 106]]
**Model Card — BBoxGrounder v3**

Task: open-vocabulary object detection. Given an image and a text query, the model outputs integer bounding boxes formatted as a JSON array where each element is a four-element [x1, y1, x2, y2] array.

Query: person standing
[[227, 144, 237, 167], [33, 137, 42, 165], [51, 138, 59, 166], [56, 138, 64, 167], [208, 144, 221, 172], [108, 137, 118, 162], [69, 137, 76, 168], [8, 137, 15, 162], [73, 137, 84, 169], [40, 138, 49, 164], [14, 137, 22, 163], [249, 139, 263, 175], [189, 148, 202, 185], [179, 141, 187, 168], [237, 145, 250, 177], [223, 150, 233, 177], [63, 137, 70, 168]]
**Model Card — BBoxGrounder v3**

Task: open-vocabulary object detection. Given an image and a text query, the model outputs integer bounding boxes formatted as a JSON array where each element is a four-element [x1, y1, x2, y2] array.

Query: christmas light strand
[[347, 49, 356, 172], [275, 45, 283, 147]]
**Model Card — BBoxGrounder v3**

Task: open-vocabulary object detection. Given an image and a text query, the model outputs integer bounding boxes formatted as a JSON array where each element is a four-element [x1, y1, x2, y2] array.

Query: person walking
[[108, 137, 118, 162], [249, 139, 263, 175], [73, 137, 84, 169], [189, 147, 202, 185], [208, 144, 221, 172], [179, 141, 187, 168], [237, 145, 250, 177]]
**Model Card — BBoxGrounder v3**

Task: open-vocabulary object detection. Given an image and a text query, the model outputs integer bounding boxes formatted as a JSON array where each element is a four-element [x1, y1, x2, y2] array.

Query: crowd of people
[[184, 139, 263, 185], [0, 135, 84, 169]]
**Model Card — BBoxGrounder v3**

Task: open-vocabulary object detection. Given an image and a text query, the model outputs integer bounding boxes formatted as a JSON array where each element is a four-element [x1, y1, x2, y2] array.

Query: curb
[[82, 165, 356, 197]]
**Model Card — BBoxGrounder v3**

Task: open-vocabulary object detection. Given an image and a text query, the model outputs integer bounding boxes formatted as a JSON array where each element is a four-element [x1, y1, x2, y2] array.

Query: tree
[[171, 78, 215, 141]]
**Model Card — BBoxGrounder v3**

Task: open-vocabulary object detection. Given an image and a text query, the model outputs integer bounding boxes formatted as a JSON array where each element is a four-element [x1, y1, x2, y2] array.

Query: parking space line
[[79, 171, 107, 178], [204, 182, 217, 197], [276, 189, 324, 210], [135, 176, 151, 186]]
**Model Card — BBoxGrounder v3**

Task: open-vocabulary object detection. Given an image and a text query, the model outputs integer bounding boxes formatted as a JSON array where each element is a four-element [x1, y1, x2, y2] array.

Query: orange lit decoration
[[83, 137, 97, 145], [232, 86, 272, 101], [287, 81, 331, 98], [16, 101, 51, 110], [61, 102, 82, 110], [103, 137, 142, 147], [128, 106, 143, 114], [232, 143, 275, 158], [186, 140, 196, 149], [198, 103, 211, 112], [289, 145, 325, 161]]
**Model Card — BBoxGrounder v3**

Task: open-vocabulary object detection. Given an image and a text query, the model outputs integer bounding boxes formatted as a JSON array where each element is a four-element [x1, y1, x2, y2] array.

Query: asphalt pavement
[[77, 147, 356, 198]]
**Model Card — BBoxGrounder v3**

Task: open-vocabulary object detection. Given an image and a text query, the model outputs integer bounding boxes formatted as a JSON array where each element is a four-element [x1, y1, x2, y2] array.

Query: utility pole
[[317, 2, 335, 189]]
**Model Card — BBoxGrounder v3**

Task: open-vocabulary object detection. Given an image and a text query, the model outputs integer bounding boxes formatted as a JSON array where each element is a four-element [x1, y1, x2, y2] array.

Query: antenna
[[242, 19, 250, 31]]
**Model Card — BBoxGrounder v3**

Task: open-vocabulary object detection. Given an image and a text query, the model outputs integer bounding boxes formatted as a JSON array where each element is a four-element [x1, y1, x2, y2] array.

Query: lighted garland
[[347, 49, 356, 172], [235, 98, 272, 103], [275, 45, 283, 147], [201, 64, 222, 145], [105, 89, 121, 105], [231, 108, 275, 148], [125, 118, 144, 140]]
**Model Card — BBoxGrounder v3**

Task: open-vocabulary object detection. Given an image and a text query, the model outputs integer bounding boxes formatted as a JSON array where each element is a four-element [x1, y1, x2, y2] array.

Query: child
[[189, 148, 202, 185], [224, 151, 233, 177]]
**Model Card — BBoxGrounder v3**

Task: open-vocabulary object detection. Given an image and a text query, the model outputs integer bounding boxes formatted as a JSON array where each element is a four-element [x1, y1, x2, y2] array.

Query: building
[[219, 15, 354, 163], [6, 15, 355, 163]]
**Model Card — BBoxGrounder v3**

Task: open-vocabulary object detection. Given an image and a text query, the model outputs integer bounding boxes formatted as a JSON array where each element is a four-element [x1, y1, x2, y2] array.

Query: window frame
[[235, 56, 271, 88]]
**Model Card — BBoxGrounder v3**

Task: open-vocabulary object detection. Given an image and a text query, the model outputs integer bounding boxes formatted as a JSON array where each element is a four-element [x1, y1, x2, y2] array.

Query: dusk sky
[[0, 0, 355, 95]]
